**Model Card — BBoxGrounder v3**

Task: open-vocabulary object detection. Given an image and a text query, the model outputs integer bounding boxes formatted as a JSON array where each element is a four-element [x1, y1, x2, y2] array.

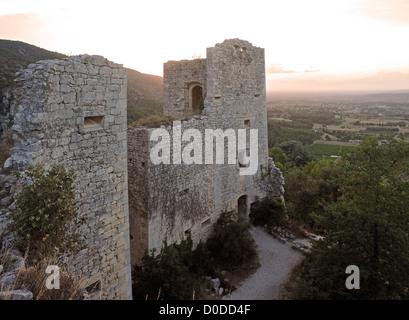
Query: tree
[[268, 147, 290, 173], [283, 159, 339, 229], [307, 136, 409, 299], [249, 197, 286, 227], [132, 234, 197, 300], [278, 141, 313, 168]]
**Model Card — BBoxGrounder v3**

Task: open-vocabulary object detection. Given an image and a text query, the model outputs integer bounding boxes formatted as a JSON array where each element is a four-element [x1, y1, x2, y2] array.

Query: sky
[[1, 0, 409, 92]]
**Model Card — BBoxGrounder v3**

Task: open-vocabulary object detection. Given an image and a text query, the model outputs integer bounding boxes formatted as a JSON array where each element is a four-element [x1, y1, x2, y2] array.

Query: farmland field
[[307, 143, 357, 158], [267, 90, 409, 150]]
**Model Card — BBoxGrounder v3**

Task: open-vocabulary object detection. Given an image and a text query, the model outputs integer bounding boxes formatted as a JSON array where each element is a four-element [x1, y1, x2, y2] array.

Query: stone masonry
[[128, 39, 284, 266], [5, 55, 132, 299]]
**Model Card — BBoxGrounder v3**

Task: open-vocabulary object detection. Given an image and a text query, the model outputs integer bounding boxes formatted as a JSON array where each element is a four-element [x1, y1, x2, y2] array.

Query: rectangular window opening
[[244, 119, 250, 127], [84, 116, 104, 129]]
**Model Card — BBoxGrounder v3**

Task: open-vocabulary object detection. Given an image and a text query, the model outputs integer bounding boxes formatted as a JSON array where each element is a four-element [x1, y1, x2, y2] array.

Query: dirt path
[[223, 226, 304, 300]]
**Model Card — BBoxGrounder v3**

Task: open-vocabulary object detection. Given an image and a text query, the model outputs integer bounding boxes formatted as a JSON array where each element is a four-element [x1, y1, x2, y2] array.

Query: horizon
[[1, 0, 409, 92]]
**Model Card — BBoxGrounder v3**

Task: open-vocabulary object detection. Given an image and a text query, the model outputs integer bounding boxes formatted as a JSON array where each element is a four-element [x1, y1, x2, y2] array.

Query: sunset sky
[[1, 0, 409, 92]]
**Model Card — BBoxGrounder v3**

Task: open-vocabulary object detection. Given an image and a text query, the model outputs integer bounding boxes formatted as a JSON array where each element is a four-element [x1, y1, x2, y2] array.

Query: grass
[[307, 143, 357, 157]]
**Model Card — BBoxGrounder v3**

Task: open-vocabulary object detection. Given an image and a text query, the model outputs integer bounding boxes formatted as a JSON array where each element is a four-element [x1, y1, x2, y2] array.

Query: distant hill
[[126, 68, 163, 124], [0, 39, 163, 124], [0, 39, 66, 92]]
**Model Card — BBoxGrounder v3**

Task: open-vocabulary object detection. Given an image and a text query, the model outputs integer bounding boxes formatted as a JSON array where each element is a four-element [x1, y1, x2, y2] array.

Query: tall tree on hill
[[306, 136, 409, 299]]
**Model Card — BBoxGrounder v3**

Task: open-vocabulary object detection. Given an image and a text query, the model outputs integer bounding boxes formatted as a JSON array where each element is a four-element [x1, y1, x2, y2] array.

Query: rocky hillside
[[126, 68, 163, 124]]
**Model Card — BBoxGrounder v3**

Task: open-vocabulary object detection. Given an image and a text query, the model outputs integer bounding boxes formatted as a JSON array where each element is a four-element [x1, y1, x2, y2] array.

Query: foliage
[[267, 120, 319, 148], [278, 141, 313, 168], [206, 211, 257, 271], [249, 197, 286, 228], [306, 144, 357, 159], [294, 137, 409, 299], [127, 105, 162, 125], [15, 259, 82, 300], [283, 159, 339, 230], [125, 67, 163, 125], [9, 164, 86, 261], [133, 212, 258, 300], [268, 147, 291, 173], [132, 234, 198, 300]]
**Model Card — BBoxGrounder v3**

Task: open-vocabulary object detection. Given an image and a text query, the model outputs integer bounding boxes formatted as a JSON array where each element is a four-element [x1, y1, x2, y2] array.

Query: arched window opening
[[238, 195, 248, 219], [190, 85, 204, 114]]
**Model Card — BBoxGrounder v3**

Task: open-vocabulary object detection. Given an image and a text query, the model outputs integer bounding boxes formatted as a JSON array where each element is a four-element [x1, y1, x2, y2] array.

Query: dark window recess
[[84, 116, 104, 128], [255, 94, 261, 98], [244, 119, 250, 126], [191, 85, 204, 114]]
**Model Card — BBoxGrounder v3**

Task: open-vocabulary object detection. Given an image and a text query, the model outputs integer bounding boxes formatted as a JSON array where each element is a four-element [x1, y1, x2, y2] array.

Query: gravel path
[[223, 226, 304, 300]]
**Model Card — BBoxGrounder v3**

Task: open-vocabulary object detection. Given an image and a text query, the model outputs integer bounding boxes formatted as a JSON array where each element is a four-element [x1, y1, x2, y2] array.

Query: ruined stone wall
[[8, 55, 132, 299], [127, 127, 150, 266], [128, 39, 283, 264], [163, 59, 206, 117]]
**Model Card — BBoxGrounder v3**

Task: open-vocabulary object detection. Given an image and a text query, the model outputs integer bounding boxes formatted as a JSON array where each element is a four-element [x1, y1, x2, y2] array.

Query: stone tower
[[8, 55, 132, 299], [128, 39, 283, 266]]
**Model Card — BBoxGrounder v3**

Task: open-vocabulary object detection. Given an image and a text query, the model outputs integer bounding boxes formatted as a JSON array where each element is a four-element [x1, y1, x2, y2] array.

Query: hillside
[[0, 39, 66, 92], [126, 68, 163, 124], [0, 39, 163, 124]]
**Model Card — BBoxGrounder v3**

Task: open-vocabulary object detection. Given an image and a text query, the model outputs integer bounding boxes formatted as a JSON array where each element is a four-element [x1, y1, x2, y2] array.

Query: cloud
[[267, 63, 321, 75], [356, 0, 409, 26], [266, 64, 296, 74], [267, 70, 409, 92], [0, 13, 52, 45]]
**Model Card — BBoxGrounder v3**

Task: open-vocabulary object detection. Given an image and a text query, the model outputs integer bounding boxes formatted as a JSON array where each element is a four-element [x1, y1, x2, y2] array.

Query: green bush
[[132, 234, 198, 300], [249, 197, 286, 228], [206, 211, 257, 271], [132, 212, 259, 299], [9, 164, 86, 261]]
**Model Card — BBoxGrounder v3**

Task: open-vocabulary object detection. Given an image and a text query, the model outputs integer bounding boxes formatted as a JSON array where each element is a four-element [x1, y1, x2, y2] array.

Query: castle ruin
[[128, 39, 284, 265], [4, 55, 132, 299], [0, 38, 284, 299]]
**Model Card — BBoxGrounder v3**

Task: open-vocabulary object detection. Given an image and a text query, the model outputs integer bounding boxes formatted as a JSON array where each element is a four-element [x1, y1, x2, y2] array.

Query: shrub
[[206, 211, 257, 271], [249, 197, 286, 228], [132, 212, 259, 299], [8, 163, 86, 262], [132, 234, 197, 300], [15, 258, 82, 300]]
